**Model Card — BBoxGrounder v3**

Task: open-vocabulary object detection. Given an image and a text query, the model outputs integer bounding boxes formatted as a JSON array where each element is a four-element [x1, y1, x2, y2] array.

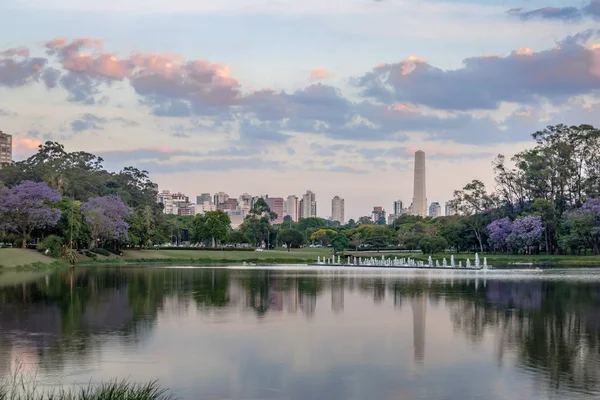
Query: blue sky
[[1, 0, 599, 219]]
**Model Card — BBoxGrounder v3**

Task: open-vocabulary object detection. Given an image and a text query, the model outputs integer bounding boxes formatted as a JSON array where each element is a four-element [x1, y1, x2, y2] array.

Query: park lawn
[[0, 248, 57, 268], [120, 247, 333, 264], [343, 250, 600, 265]]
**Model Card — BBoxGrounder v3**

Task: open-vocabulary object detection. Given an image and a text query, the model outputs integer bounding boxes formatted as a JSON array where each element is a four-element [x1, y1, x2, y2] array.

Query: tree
[[81, 195, 131, 249], [349, 232, 361, 250], [310, 229, 337, 246], [376, 216, 387, 226], [419, 236, 448, 255], [366, 226, 393, 248], [357, 216, 373, 225], [560, 198, 600, 254], [507, 216, 544, 254], [229, 230, 249, 245], [192, 210, 231, 247], [449, 180, 497, 252], [487, 217, 513, 253], [331, 233, 349, 254], [128, 205, 156, 248], [279, 229, 305, 251], [0, 181, 62, 247]]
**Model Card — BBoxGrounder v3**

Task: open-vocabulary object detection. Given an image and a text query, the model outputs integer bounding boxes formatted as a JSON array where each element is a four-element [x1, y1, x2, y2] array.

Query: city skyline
[[1, 1, 599, 220]]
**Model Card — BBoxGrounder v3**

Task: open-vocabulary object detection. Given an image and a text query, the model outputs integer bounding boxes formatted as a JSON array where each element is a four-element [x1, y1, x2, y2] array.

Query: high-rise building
[[238, 193, 253, 216], [285, 195, 299, 221], [412, 150, 427, 217], [266, 197, 285, 224], [445, 201, 456, 216], [393, 200, 404, 217], [0, 131, 12, 168], [387, 214, 397, 225], [331, 196, 345, 224], [158, 190, 189, 215], [301, 190, 317, 218], [213, 192, 229, 208], [372, 206, 386, 223], [429, 202, 441, 218], [196, 193, 211, 205]]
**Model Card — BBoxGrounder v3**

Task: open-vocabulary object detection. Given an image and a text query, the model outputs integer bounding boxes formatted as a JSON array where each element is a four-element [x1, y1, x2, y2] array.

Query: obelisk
[[412, 150, 427, 217]]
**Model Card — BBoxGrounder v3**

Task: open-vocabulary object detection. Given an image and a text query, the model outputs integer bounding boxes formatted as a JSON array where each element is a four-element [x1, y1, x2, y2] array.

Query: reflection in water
[[0, 267, 600, 399], [411, 295, 426, 364]]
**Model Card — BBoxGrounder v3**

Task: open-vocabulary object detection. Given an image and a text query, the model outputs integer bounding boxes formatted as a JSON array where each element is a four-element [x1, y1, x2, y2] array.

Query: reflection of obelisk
[[412, 150, 427, 218], [411, 295, 427, 363]]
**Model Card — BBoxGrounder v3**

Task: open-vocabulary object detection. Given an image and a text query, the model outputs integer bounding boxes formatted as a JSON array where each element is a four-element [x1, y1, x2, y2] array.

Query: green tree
[[331, 233, 349, 254], [310, 228, 337, 246], [192, 210, 231, 247], [419, 236, 448, 255], [279, 229, 305, 251]]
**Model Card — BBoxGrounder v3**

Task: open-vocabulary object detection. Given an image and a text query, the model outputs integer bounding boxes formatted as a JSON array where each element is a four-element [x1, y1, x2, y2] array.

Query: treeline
[[2, 124, 600, 257]]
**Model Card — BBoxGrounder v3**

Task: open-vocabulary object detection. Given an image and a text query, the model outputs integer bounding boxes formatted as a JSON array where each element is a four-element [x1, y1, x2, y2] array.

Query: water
[[1, 265, 600, 400]]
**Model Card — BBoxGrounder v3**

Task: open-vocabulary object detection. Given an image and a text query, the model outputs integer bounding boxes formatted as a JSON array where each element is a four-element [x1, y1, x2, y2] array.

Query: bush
[[154, 246, 256, 251], [419, 236, 448, 255], [91, 247, 111, 256], [37, 235, 64, 258]]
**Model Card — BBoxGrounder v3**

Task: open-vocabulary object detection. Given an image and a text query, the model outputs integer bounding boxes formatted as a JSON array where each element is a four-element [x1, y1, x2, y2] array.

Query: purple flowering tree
[[487, 217, 513, 253], [0, 181, 62, 248], [81, 195, 131, 248], [507, 216, 544, 254]]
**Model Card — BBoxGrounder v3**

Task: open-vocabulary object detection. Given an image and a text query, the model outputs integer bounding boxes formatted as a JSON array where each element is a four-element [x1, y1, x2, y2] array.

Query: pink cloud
[[309, 68, 334, 81], [0, 47, 30, 58]]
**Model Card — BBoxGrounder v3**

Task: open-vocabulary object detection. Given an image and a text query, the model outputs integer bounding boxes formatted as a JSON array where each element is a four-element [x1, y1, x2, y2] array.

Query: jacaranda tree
[[81, 195, 131, 249], [0, 180, 62, 247], [507, 216, 544, 254], [487, 217, 513, 253]]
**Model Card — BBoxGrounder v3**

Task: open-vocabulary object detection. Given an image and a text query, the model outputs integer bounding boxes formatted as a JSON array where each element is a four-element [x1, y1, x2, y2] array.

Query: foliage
[[560, 198, 600, 254], [310, 229, 337, 246], [192, 210, 231, 247], [91, 247, 112, 256], [279, 229, 305, 250], [507, 216, 544, 253], [37, 235, 64, 258], [81, 195, 132, 248], [487, 217, 513, 252], [331, 233, 349, 254], [419, 236, 448, 254], [228, 230, 249, 244], [0, 181, 62, 247]]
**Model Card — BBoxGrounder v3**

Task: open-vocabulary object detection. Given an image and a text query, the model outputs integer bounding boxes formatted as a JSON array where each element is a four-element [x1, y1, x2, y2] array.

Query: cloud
[[507, 1, 600, 22], [0, 109, 16, 117], [0, 55, 47, 87], [354, 30, 600, 111], [309, 68, 334, 81], [137, 158, 284, 174], [70, 113, 108, 132], [0, 47, 30, 57]]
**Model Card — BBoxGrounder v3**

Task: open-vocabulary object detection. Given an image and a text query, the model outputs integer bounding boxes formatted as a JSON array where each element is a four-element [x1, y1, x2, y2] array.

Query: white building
[[331, 195, 345, 224], [194, 201, 217, 215], [285, 195, 299, 221], [445, 201, 456, 216], [213, 192, 229, 207], [301, 190, 317, 219], [0, 131, 12, 168], [429, 202, 441, 218], [393, 200, 404, 216], [238, 193, 254, 216]]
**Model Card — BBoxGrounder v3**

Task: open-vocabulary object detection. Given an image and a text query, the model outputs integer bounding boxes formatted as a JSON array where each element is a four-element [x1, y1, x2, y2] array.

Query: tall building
[[265, 197, 285, 224], [412, 150, 427, 217], [238, 193, 254, 216], [372, 206, 386, 223], [331, 196, 345, 224], [301, 190, 317, 218], [429, 202, 441, 218], [213, 192, 229, 208], [196, 193, 211, 205], [445, 201, 456, 216], [393, 200, 404, 217], [285, 195, 299, 221], [0, 131, 12, 168], [157, 190, 189, 215]]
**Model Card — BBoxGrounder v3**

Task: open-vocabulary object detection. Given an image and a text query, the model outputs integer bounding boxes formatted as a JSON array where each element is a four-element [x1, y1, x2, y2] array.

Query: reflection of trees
[[4, 268, 600, 395], [447, 280, 600, 395]]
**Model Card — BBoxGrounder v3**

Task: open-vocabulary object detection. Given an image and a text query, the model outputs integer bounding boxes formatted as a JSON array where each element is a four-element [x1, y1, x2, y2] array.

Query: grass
[[0, 374, 173, 400], [0, 249, 58, 268]]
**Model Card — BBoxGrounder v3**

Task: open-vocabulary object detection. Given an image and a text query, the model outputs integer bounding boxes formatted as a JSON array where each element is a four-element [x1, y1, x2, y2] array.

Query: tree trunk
[[21, 234, 27, 249], [211, 237, 215, 247]]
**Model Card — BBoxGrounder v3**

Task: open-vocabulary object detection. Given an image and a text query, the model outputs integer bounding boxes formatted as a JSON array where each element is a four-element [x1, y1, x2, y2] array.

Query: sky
[[0, 0, 599, 220]]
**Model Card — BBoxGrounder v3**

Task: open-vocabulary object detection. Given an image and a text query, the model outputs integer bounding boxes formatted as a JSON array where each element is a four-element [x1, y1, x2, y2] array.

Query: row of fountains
[[315, 253, 490, 270]]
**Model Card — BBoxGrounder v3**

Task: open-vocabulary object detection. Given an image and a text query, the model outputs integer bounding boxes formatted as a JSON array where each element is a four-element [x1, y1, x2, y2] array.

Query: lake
[[1, 266, 600, 400]]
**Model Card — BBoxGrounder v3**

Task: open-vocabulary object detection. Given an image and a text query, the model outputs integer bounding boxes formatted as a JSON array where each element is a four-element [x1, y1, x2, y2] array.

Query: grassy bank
[[83, 247, 334, 266], [343, 250, 600, 266], [0, 249, 69, 287]]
